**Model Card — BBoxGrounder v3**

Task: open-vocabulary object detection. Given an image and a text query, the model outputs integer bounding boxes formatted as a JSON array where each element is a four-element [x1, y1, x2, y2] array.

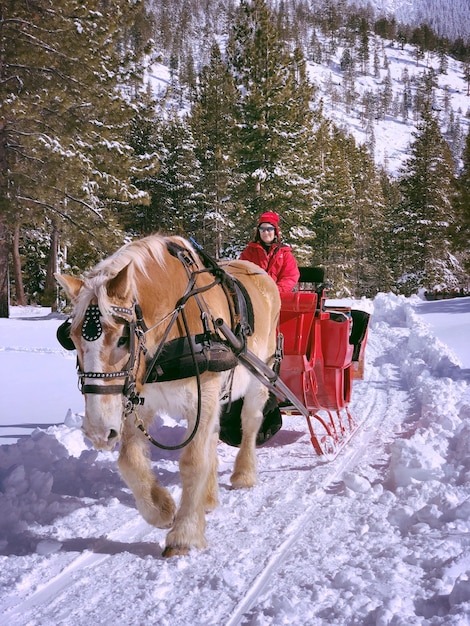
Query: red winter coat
[[239, 242, 300, 293]]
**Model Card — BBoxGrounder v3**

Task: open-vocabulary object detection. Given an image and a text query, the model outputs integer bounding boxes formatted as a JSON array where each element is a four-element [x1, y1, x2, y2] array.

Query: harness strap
[[82, 384, 125, 394], [142, 266, 224, 385], [188, 238, 255, 336]]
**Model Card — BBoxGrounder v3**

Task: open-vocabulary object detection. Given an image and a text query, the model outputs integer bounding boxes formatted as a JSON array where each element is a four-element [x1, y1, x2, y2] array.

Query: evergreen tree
[[189, 43, 239, 258], [0, 0, 151, 313], [311, 126, 356, 296], [142, 111, 203, 237], [346, 142, 391, 296], [124, 94, 162, 236], [226, 0, 317, 247], [378, 168, 402, 291], [452, 127, 470, 275], [413, 69, 438, 121], [396, 106, 461, 294], [380, 70, 393, 118], [309, 120, 392, 297], [357, 17, 370, 75]]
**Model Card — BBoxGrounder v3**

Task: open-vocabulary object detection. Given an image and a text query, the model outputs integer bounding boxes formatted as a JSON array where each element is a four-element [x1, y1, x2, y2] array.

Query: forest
[[1, 0, 470, 315]]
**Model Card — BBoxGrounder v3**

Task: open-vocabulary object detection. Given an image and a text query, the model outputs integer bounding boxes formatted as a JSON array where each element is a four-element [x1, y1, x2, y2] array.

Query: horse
[[55, 234, 280, 557]]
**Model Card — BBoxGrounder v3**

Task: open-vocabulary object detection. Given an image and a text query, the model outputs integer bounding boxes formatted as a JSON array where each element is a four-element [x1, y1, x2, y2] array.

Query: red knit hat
[[257, 211, 280, 240], [258, 211, 280, 227]]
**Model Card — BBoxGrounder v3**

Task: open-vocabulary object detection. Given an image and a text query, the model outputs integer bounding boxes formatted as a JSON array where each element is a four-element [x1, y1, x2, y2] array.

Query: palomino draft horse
[[55, 235, 280, 557]]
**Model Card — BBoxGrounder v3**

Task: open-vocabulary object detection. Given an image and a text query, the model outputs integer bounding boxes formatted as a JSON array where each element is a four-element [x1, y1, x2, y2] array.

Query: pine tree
[[226, 0, 317, 246], [355, 152, 392, 296], [0, 0, 150, 314], [452, 127, 470, 275], [311, 126, 356, 296], [357, 17, 370, 75], [396, 106, 461, 294], [141, 111, 203, 237], [189, 43, 239, 258], [378, 168, 403, 291], [124, 94, 162, 236]]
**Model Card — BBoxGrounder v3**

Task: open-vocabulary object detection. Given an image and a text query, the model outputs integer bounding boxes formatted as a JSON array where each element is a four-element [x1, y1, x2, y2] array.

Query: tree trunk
[[0, 112, 10, 317], [43, 221, 59, 310], [12, 224, 26, 306], [0, 220, 9, 317]]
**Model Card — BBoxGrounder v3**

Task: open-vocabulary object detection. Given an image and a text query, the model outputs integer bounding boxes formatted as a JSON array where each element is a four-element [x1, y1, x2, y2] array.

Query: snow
[[1, 293, 470, 625]]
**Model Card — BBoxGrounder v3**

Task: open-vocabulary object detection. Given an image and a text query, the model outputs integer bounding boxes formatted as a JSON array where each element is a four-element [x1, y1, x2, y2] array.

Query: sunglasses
[[259, 226, 275, 232]]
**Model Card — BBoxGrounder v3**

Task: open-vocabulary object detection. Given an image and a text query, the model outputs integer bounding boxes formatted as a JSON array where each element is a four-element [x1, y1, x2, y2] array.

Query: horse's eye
[[117, 335, 129, 348]]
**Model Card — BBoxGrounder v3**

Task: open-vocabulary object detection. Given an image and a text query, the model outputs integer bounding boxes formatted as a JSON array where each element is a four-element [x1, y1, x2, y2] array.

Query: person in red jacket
[[239, 211, 300, 293]]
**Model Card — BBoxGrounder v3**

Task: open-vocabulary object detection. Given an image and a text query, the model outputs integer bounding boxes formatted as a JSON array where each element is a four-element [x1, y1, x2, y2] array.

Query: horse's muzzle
[[82, 425, 121, 451]]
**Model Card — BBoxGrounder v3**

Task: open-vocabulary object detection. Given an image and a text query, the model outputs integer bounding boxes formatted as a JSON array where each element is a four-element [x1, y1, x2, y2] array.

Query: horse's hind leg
[[118, 424, 175, 529], [231, 383, 267, 489]]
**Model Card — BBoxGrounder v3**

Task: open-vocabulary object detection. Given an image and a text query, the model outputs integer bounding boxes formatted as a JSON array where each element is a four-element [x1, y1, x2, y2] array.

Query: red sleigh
[[277, 268, 370, 458]]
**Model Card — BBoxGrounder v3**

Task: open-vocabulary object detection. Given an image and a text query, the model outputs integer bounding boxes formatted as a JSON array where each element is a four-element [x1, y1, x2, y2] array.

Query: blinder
[[82, 304, 102, 341], [56, 304, 146, 406], [76, 304, 142, 396], [57, 319, 75, 351], [56, 303, 134, 352]]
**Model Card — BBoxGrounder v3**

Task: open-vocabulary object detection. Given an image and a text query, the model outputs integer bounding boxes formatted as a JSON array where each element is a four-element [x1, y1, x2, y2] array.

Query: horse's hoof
[[162, 544, 190, 558], [156, 519, 174, 530], [230, 473, 256, 489], [139, 503, 175, 529]]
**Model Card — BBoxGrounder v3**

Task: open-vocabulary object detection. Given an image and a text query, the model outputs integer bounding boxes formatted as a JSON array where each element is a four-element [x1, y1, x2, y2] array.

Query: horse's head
[[56, 262, 143, 450]]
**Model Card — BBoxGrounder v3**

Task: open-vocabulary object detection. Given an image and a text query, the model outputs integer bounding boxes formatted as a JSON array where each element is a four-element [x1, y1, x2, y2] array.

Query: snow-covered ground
[[1, 293, 470, 625]]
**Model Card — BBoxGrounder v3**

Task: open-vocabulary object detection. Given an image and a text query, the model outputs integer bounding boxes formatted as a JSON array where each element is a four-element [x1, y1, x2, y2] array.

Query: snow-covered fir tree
[[396, 106, 462, 294], [226, 0, 318, 247], [189, 43, 239, 259]]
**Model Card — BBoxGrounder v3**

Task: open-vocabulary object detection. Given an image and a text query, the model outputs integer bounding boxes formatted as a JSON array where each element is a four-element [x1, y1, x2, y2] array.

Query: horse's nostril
[[108, 429, 118, 441]]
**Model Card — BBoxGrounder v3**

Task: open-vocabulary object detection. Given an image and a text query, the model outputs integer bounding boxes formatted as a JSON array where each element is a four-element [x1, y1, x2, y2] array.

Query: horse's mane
[[72, 234, 196, 327]]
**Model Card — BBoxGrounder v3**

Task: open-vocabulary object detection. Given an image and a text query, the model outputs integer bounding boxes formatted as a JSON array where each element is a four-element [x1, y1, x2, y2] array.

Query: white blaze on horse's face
[[74, 322, 129, 451]]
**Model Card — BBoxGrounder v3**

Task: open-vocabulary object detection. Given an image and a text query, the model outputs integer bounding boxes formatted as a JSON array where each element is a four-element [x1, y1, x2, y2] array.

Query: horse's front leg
[[163, 380, 220, 557], [118, 417, 176, 529], [231, 382, 267, 489]]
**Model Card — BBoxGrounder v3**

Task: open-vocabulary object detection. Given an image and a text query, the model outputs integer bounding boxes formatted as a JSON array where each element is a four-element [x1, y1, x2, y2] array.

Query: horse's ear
[[107, 263, 132, 301], [55, 273, 84, 301]]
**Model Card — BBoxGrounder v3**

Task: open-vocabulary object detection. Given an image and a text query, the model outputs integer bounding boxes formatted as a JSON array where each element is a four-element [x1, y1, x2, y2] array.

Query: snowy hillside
[[147, 8, 470, 178], [307, 39, 470, 175], [345, 0, 470, 42]]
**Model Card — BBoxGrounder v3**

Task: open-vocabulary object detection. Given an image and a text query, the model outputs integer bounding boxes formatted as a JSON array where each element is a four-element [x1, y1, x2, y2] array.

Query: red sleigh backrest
[[279, 292, 317, 356]]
